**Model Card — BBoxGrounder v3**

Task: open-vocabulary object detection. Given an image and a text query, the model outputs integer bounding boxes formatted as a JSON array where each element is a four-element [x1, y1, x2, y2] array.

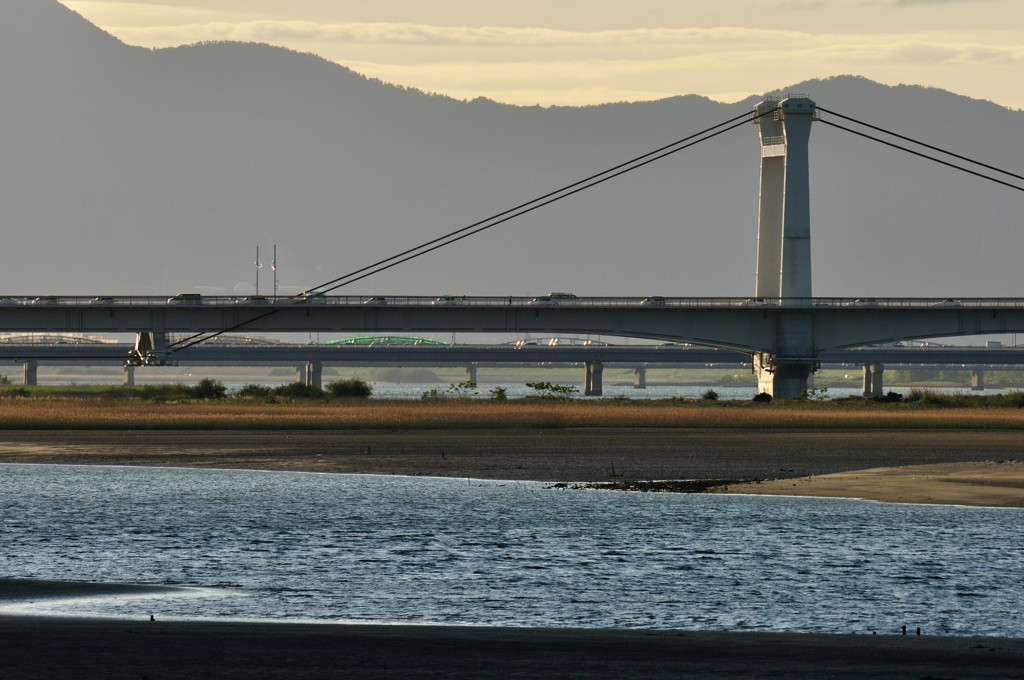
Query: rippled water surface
[[2, 464, 1022, 636]]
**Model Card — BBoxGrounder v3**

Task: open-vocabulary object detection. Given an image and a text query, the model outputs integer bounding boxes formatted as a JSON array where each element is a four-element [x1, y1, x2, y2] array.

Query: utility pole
[[254, 246, 262, 296]]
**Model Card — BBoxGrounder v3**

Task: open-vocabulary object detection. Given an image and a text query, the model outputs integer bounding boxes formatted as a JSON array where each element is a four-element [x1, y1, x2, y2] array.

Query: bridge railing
[[4, 295, 1024, 308]]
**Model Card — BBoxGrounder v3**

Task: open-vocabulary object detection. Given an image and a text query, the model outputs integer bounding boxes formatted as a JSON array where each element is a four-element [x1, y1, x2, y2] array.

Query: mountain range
[[2, 0, 1022, 301]]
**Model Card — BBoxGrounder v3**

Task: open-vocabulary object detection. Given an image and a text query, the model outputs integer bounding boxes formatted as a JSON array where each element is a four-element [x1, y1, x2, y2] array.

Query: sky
[[63, 0, 1024, 110]]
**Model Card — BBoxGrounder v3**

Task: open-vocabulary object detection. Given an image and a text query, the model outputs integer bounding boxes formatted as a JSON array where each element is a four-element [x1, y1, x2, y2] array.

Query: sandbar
[[714, 460, 1024, 506], [1, 428, 1023, 506]]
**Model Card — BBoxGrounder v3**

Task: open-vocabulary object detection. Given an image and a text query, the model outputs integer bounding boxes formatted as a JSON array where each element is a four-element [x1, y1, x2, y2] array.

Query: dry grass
[[1, 396, 1023, 430]]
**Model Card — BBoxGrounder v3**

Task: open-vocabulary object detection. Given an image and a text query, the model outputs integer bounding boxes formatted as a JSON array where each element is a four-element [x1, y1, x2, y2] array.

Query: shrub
[[903, 389, 1024, 408], [421, 382, 477, 400], [802, 387, 829, 401], [1002, 391, 1024, 408], [139, 384, 191, 402], [489, 386, 508, 400], [327, 378, 372, 398], [237, 383, 273, 398], [701, 389, 719, 401], [101, 387, 131, 399], [274, 382, 325, 399], [752, 392, 772, 403], [188, 378, 227, 400], [525, 382, 578, 399]]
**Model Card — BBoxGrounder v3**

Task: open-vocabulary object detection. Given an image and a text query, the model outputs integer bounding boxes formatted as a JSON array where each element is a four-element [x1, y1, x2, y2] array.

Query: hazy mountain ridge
[[2, 0, 1021, 299]]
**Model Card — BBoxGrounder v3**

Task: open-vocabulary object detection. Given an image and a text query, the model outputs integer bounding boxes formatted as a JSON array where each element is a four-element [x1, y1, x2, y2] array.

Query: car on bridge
[[168, 293, 203, 304], [529, 292, 578, 306]]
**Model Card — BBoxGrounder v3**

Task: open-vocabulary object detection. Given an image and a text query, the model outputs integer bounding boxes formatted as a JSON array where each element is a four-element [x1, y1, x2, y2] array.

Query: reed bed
[[1, 397, 1023, 430]]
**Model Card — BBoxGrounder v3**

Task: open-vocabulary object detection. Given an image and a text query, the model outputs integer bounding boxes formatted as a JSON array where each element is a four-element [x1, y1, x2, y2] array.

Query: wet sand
[[2, 591, 1024, 679]]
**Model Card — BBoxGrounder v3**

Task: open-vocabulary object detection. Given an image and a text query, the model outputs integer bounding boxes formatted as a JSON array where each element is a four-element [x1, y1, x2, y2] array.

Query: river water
[[2, 464, 1022, 637]]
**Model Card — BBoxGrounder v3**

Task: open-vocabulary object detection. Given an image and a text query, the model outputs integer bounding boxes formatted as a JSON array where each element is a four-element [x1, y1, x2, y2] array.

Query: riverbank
[[2, 395, 1024, 429], [2, 596, 1023, 679]]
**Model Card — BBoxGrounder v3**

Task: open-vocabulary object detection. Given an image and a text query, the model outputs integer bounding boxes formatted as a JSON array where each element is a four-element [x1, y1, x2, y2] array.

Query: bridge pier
[[972, 370, 985, 391], [303, 360, 323, 389], [634, 367, 646, 389], [862, 363, 885, 398], [755, 353, 815, 399], [123, 364, 135, 386], [465, 366, 477, 386], [133, 331, 168, 365], [23, 360, 37, 386], [585, 361, 603, 396]]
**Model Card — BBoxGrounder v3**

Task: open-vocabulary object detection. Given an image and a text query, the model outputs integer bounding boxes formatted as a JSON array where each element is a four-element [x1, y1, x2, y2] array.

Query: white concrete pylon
[[753, 95, 816, 302], [751, 95, 818, 398]]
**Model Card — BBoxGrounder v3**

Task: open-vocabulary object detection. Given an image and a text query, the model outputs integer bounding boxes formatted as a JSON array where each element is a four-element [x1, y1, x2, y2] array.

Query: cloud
[[109, 21, 807, 50], [64, 1, 221, 25], [62, 9, 1024, 109], [98, 19, 1024, 61]]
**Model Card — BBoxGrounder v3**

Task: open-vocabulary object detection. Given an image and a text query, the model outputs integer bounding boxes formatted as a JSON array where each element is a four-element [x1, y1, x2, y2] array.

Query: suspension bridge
[[1, 95, 1022, 397]]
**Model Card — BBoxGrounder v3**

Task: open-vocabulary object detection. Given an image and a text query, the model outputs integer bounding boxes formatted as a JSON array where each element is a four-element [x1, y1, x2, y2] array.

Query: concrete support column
[[305, 360, 323, 389], [971, 370, 985, 391], [465, 366, 478, 386], [861, 363, 885, 398], [584, 361, 603, 397], [123, 364, 135, 386], [133, 331, 169, 365], [23, 360, 37, 386], [755, 353, 814, 399], [634, 367, 647, 389], [753, 309, 816, 398], [296, 365, 305, 384]]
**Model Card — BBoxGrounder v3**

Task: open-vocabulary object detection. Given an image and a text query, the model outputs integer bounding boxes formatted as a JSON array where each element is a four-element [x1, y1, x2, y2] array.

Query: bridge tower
[[751, 95, 817, 397]]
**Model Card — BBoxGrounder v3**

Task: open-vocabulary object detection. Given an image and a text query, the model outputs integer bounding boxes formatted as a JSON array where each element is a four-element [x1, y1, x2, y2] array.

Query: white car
[[529, 292, 578, 306], [168, 293, 203, 304]]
